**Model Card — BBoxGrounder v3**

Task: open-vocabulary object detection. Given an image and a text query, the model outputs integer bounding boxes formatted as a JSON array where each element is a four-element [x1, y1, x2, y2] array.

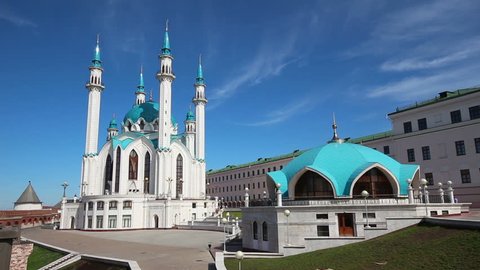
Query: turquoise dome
[[268, 142, 419, 197], [108, 118, 118, 129], [123, 101, 177, 125], [186, 110, 195, 121]]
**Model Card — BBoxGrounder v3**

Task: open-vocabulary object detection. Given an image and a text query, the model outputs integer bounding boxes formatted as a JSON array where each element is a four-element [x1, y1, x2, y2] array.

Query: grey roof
[[15, 181, 42, 205]]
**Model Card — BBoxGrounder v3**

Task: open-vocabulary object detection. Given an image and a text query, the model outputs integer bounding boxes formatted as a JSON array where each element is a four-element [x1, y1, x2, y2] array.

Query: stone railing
[[283, 198, 412, 206]]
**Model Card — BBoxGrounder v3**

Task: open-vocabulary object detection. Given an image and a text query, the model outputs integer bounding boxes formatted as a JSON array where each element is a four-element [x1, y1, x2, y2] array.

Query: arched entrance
[[70, 217, 75, 229], [153, 215, 159, 228], [294, 171, 334, 200], [352, 168, 395, 198]]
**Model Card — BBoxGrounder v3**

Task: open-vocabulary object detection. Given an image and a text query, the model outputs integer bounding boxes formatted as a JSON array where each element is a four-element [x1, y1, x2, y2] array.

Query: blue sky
[[1, 0, 480, 209]]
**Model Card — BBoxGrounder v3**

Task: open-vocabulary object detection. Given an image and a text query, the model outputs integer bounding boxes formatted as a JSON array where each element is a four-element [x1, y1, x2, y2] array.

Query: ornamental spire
[[92, 34, 101, 67], [329, 113, 344, 143], [195, 54, 205, 85], [137, 65, 145, 92], [161, 19, 171, 56]]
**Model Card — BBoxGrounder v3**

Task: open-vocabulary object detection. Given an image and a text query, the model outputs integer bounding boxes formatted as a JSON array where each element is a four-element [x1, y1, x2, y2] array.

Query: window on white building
[[109, 201, 118, 210], [450, 110, 462, 123], [407, 149, 415, 162], [455, 141, 466, 156], [461, 169, 471, 183], [96, 216, 103, 228], [422, 146, 431, 160], [123, 201, 132, 210], [108, 215, 117, 228], [317, 225, 329, 237], [122, 215, 131, 228]]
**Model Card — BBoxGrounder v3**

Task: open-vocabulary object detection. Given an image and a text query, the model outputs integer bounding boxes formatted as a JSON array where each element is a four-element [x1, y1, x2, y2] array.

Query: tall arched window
[[144, 152, 151, 194], [129, 150, 138, 180], [253, 221, 258, 240], [114, 147, 121, 193], [295, 171, 334, 200], [352, 168, 394, 198], [176, 154, 183, 197], [104, 155, 113, 194], [139, 120, 145, 130], [262, 222, 268, 241]]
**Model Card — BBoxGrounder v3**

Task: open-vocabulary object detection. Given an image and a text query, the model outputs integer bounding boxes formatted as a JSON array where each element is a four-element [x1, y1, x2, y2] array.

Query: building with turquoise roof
[[241, 123, 468, 255], [60, 21, 218, 231]]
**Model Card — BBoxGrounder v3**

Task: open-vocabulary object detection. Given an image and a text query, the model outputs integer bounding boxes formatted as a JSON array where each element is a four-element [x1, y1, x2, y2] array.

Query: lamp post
[[361, 190, 370, 228], [284, 209, 291, 245], [222, 217, 228, 252], [235, 250, 244, 270], [61, 181, 69, 198], [420, 178, 428, 216], [226, 212, 231, 222]]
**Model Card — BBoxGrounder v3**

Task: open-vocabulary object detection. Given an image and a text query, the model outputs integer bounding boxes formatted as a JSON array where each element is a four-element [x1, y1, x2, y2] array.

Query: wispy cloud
[[0, 6, 37, 28], [208, 34, 301, 107], [367, 65, 480, 101], [380, 38, 480, 72], [239, 97, 316, 127], [208, 8, 323, 109]]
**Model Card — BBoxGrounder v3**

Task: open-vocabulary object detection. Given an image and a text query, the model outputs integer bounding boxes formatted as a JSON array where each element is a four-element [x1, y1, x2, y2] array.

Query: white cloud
[[367, 65, 480, 101], [240, 97, 315, 127], [208, 33, 301, 106], [0, 8, 37, 28]]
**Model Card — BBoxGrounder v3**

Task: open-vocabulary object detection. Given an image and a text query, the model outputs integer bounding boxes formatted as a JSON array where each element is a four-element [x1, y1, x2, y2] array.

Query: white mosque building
[[60, 24, 218, 230]]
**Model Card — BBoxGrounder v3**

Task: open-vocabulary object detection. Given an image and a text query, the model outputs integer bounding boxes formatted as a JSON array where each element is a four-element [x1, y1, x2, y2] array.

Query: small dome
[[186, 111, 195, 121], [109, 118, 118, 129], [123, 101, 177, 126], [268, 142, 419, 197]]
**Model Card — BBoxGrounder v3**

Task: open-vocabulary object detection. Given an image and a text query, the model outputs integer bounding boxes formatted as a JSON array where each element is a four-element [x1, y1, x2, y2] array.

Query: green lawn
[[223, 210, 242, 219], [27, 245, 65, 270], [225, 223, 480, 270]]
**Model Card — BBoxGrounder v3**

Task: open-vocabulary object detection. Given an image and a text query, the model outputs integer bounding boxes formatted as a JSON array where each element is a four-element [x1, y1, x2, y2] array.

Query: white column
[[194, 101, 206, 160], [85, 90, 102, 154]]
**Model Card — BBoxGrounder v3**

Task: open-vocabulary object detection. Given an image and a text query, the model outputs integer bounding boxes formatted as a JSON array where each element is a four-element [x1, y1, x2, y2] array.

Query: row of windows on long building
[[206, 181, 268, 201], [402, 138, 480, 163], [402, 105, 480, 134], [207, 165, 284, 183]]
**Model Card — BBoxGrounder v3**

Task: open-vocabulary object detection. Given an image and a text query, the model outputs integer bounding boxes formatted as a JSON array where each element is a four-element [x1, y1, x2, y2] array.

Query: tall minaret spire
[[84, 34, 105, 155], [156, 19, 175, 149], [193, 54, 207, 160], [135, 65, 146, 105]]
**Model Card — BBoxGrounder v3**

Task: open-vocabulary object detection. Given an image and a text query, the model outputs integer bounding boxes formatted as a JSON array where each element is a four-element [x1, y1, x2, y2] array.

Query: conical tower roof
[[15, 181, 41, 205]]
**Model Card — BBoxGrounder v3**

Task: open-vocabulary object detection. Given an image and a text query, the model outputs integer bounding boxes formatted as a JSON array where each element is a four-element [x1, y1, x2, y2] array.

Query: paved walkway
[[22, 228, 225, 270]]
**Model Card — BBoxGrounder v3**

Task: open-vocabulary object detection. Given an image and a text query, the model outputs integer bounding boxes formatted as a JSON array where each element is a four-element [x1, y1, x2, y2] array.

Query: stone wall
[[9, 242, 33, 270]]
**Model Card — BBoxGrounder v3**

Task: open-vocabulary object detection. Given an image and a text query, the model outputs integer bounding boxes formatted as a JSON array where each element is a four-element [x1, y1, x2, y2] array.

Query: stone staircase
[[39, 253, 81, 270]]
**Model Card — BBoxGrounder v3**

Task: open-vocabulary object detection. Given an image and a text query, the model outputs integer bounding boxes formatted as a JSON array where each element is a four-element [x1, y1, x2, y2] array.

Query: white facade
[[356, 89, 480, 207], [61, 27, 217, 230]]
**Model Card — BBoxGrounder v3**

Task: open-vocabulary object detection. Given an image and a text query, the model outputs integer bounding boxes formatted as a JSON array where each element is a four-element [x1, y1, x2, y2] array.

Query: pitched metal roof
[[15, 182, 42, 205]]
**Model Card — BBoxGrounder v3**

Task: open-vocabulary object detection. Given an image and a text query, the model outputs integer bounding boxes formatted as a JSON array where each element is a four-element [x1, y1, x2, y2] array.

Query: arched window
[[153, 120, 158, 131], [253, 221, 258, 240], [114, 148, 121, 193], [294, 171, 334, 200], [144, 152, 151, 194], [126, 121, 132, 131], [262, 222, 268, 241], [104, 154, 113, 194], [129, 150, 138, 180], [352, 168, 394, 198], [139, 120, 145, 130], [176, 154, 183, 197]]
